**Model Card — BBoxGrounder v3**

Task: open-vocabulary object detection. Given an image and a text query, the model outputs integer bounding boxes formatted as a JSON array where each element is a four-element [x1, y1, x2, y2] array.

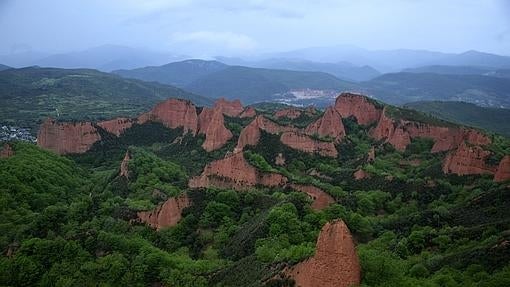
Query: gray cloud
[[0, 0, 508, 56]]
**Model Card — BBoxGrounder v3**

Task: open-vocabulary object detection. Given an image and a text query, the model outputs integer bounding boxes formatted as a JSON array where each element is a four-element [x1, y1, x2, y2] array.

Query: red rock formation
[[137, 194, 190, 230], [119, 151, 130, 179], [97, 118, 135, 136], [280, 131, 338, 157], [354, 169, 370, 180], [274, 108, 303, 119], [494, 156, 510, 182], [37, 118, 101, 154], [335, 92, 382, 125], [198, 107, 233, 152], [236, 116, 297, 152], [188, 152, 287, 190], [442, 143, 496, 176], [214, 98, 244, 117], [305, 107, 345, 142], [287, 220, 360, 287], [0, 143, 14, 158], [240, 106, 256, 118], [289, 184, 334, 210], [138, 98, 198, 134], [371, 108, 491, 152], [275, 153, 286, 166]]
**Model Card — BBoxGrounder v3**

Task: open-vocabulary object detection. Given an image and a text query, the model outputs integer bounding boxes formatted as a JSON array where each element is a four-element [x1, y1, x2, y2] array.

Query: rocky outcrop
[[198, 107, 233, 151], [275, 153, 286, 166], [137, 194, 190, 230], [214, 98, 244, 117], [289, 184, 334, 210], [367, 147, 375, 162], [98, 118, 136, 136], [442, 143, 495, 176], [119, 151, 130, 179], [274, 108, 304, 119], [371, 107, 491, 152], [280, 131, 338, 157], [305, 107, 345, 142], [0, 143, 14, 158], [354, 169, 370, 180], [188, 152, 287, 190], [138, 98, 198, 134], [37, 118, 101, 154], [240, 106, 256, 118], [236, 116, 297, 152], [335, 92, 382, 125], [494, 156, 510, 182], [286, 220, 360, 287]]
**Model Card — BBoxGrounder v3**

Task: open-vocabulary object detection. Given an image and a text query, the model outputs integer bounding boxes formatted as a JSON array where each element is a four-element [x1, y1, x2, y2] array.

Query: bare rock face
[[137, 194, 190, 230], [240, 106, 256, 118], [442, 143, 495, 176], [0, 143, 14, 158], [495, 156, 510, 182], [280, 131, 338, 157], [214, 98, 244, 117], [274, 108, 303, 119], [275, 153, 286, 166], [335, 92, 382, 125], [138, 98, 198, 134], [305, 107, 345, 142], [236, 116, 297, 152], [287, 220, 361, 287], [198, 107, 233, 151], [289, 184, 334, 210], [37, 118, 101, 154], [189, 152, 287, 190], [98, 118, 136, 136], [354, 169, 370, 180], [119, 151, 130, 179], [371, 108, 491, 152]]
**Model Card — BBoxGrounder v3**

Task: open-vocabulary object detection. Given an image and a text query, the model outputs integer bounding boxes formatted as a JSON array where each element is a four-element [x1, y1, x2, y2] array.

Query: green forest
[[1, 107, 510, 287]]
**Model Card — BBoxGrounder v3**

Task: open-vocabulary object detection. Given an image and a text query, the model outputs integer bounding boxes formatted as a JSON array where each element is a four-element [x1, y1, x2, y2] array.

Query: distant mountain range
[[405, 101, 510, 137], [0, 64, 10, 71], [0, 66, 210, 129]]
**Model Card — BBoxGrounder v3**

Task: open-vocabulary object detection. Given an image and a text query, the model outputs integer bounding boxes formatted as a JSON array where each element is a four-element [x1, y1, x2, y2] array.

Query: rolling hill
[[0, 67, 211, 129], [113, 59, 228, 87], [185, 65, 357, 103], [364, 72, 510, 107], [404, 101, 510, 137], [0, 64, 10, 71]]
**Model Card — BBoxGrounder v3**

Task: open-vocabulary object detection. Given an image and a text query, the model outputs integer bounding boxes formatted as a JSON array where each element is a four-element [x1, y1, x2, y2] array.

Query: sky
[[0, 0, 509, 57]]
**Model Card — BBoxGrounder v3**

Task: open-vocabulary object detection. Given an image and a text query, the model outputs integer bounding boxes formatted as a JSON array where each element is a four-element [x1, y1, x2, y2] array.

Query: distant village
[[1, 125, 37, 143]]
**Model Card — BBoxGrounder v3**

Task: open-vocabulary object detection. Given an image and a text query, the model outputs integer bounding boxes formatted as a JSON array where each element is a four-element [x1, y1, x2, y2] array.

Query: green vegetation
[[0, 67, 211, 130], [405, 101, 510, 137], [1, 100, 509, 286]]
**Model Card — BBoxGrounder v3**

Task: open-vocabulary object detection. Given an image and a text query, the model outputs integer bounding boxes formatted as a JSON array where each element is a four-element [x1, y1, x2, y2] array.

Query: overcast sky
[[1, 0, 509, 57]]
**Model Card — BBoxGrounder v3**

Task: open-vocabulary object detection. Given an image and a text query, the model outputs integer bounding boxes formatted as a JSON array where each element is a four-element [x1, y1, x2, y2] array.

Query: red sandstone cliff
[[37, 118, 101, 154], [274, 107, 304, 119], [138, 98, 198, 134], [289, 184, 334, 210], [98, 118, 136, 136], [137, 194, 190, 230], [214, 98, 244, 117], [286, 220, 360, 287], [305, 107, 345, 142], [494, 156, 510, 182], [0, 143, 14, 158], [442, 143, 495, 176], [335, 92, 382, 125], [235, 116, 297, 152], [371, 107, 491, 152], [198, 107, 233, 152], [280, 131, 338, 157], [188, 151, 287, 190], [240, 106, 257, 118]]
